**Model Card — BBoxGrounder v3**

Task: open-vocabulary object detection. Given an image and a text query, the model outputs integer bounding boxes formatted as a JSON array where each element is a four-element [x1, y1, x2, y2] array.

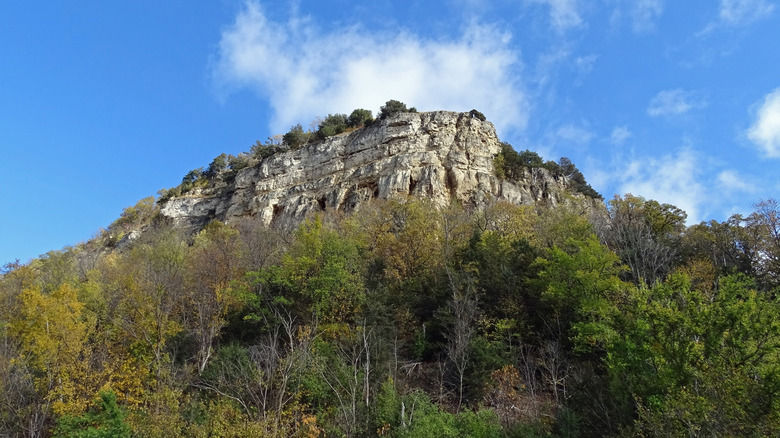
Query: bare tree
[[596, 195, 683, 285], [316, 323, 375, 437], [443, 270, 479, 411], [539, 339, 570, 405], [747, 199, 780, 288]]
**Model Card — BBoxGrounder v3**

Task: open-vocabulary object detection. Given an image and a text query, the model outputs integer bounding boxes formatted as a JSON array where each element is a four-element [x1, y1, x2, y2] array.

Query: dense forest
[[2, 190, 779, 437]]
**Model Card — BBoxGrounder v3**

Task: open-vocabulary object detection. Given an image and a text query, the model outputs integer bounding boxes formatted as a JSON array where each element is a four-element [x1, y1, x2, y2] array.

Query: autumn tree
[[186, 221, 247, 374], [597, 194, 686, 285], [10, 284, 98, 417], [114, 229, 188, 387]]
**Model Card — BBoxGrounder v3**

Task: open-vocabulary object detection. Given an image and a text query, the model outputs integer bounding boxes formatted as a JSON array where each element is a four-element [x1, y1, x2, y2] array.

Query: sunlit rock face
[[160, 111, 598, 229]]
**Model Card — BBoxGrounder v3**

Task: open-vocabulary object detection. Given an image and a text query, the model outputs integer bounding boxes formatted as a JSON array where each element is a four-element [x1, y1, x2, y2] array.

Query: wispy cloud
[[610, 126, 632, 145], [630, 0, 664, 32], [609, 0, 664, 33], [574, 54, 598, 74], [215, 1, 527, 135], [717, 169, 757, 193], [527, 0, 583, 31], [556, 123, 594, 146], [719, 0, 775, 25], [647, 88, 707, 117], [619, 148, 705, 223], [747, 87, 780, 158], [699, 0, 774, 35]]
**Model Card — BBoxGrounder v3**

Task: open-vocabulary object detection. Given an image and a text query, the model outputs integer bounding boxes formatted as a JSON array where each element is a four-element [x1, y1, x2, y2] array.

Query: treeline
[[494, 143, 601, 199], [2, 195, 780, 437]]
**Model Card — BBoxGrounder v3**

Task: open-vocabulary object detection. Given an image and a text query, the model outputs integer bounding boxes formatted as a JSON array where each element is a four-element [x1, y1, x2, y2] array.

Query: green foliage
[[558, 157, 601, 199], [380, 99, 414, 119], [9, 170, 780, 437], [109, 196, 158, 235], [603, 273, 780, 436], [54, 391, 131, 438], [494, 143, 601, 199], [227, 153, 250, 172], [385, 391, 502, 438], [535, 234, 628, 352], [469, 109, 487, 121], [494, 143, 544, 180], [347, 108, 374, 127], [282, 123, 313, 149], [203, 153, 228, 179], [317, 113, 349, 139], [250, 140, 284, 160], [182, 168, 203, 185], [264, 216, 366, 323]]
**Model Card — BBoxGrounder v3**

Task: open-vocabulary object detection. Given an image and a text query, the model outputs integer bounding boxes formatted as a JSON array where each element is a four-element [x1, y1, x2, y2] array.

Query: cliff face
[[160, 111, 599, 229]]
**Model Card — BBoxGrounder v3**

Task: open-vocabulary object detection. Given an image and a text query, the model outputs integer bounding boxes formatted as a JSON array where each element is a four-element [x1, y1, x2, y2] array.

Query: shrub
[[203, 153, 228, 179], [54, 391, 131, 438], [494, 144, 601, 199], [469, 109, 486, 121], [227, 153, 251, 172], [317, 113, 348, 139], [379, 99, 410, 119], [182, 168, 203, 185], [558, 157, 602, 199], [347, 108, 374, 127], [283, 124, 312, 149]]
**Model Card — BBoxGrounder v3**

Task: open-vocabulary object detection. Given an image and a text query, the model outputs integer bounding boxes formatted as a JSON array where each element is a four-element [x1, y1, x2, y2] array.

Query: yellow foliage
[[10, 284, 99, 416], [352, 198, 444, 281], [476, 201, 536, 242]]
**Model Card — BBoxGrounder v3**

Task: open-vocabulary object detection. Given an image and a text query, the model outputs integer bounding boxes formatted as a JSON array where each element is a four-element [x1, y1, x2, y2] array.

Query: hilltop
[[107, 107, 602, 248]]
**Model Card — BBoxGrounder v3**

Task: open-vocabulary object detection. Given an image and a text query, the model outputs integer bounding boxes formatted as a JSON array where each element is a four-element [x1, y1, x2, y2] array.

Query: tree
[[187, 221, 246, 374], [282, 124, 312, 149], [10, 283, 98, 416], [347, 109, 373, 128], [442, 272, 479, 411], [469, 109, 486, 121], [379, 100, 411, 119], [317, 114, 349, 139], [597, 194, 685, 285], [110, 197, 158, 234], [265, 216, 366, 324], [558, 157, 601, 199], [605, 273, 780, 436], [115, 229, 188, 388], [745, 198, 780, 289], [54, 391, 131, 438], [203, 153, 228, 179], [181, 168, 203, 185]]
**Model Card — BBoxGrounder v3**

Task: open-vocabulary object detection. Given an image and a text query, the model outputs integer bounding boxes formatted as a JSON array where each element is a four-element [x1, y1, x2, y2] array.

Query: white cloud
[[609, 0, 664, 33], [527, 0, 583, 31], [630, 0, 664, 32], [747, 87, 780, 158], [619, 148, 705, 223], [647, 88, 707, 117], [699, 0, 774, 35], [215, 1, 527, 135], [610, 126, 632, 145], [717, 169, 757, 193], [556, 124, 594, 146], [574, 54, 598, 74], [719, 0, 775, 25]]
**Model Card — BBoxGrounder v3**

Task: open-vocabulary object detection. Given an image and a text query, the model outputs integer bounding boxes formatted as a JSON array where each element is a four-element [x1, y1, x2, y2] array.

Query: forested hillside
[[2, 193, 779, 437]]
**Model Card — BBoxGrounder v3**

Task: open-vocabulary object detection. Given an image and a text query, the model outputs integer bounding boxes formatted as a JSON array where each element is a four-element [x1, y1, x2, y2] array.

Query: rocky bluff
[[160, 111, 600, 230]]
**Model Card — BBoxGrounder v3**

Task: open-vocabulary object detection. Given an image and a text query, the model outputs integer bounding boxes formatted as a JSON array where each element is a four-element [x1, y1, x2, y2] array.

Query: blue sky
[[1, 0, 779, 264]]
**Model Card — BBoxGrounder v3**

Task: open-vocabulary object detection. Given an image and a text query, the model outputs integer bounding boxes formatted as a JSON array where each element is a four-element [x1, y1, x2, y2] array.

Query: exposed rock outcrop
[[160, 111, 600, 230]]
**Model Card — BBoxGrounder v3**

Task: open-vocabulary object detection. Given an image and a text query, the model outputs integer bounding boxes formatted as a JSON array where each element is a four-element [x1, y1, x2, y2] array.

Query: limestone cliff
[[159, 111, 601, 230]]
